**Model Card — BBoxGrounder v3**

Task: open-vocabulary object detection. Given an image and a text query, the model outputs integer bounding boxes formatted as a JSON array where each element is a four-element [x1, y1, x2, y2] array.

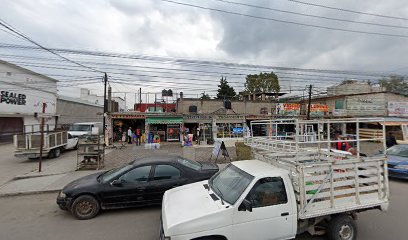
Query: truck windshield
[[69, 125, 91, 131], [209, 164, 254, 205]]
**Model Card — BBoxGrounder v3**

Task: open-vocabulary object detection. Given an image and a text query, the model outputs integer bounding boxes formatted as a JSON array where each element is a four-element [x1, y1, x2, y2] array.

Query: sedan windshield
[[101, 164, 134, 183], [387, 145, 408, 158], [178, 158, 201, 171], [209, 164, 253, 205]]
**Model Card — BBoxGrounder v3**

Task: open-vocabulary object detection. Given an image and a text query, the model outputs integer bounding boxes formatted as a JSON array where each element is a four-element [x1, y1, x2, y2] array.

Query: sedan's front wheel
[[71, 195, 100, 220]]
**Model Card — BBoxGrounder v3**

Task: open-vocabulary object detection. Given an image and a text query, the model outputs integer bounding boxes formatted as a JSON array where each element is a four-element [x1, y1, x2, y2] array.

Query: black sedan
[[57, 155, 218, 220]]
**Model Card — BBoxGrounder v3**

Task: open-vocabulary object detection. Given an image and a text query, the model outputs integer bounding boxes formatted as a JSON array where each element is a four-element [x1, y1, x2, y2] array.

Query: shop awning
[[146, 117, 183, 124]]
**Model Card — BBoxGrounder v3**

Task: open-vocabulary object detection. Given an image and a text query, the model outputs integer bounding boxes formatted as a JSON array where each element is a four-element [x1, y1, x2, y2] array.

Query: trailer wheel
[[50, 148, 61, 158], [328, 215, 357, 240]]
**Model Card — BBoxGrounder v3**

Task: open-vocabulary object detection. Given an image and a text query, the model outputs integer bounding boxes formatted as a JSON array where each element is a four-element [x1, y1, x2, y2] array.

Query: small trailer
[[14, 131, 69, 159]]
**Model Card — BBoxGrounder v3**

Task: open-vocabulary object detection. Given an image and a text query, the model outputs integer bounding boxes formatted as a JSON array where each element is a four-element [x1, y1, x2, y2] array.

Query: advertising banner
[[388, 102, 408, 117]]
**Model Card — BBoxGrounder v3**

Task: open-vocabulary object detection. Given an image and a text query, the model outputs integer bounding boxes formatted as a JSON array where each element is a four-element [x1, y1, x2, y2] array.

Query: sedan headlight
[[59, 191, 66, 198], [394, 165, 408, 170]]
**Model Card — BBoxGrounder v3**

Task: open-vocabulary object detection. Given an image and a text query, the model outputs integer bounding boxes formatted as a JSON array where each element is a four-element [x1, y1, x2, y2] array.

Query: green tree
[[340, 79, 357, 85], [200, 92, 211, 100], [245, 72, 280, 95], [216, 76, 236, 99], [379, 75, 408, 94]]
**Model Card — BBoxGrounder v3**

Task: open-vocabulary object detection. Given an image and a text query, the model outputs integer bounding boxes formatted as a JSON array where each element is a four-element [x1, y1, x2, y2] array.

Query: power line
[[213, 0, 408, 29], [288, 0, 408, 21], [0, 51, 381, 82], [0, 18, 104, 73], [160, 0, 408, 38], [0, 43, 393, 77]]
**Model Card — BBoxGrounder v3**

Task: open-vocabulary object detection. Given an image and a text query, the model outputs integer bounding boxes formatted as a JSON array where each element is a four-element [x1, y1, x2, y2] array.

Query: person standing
[[127, 127, 132, 144], [136, 128, 141, 146], [196, 127, 201, 145]]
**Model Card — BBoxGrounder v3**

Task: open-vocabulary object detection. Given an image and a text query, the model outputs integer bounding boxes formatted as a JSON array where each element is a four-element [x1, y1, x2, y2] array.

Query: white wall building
[[0, 60, 57, 141], [79, 88, 125, 112]]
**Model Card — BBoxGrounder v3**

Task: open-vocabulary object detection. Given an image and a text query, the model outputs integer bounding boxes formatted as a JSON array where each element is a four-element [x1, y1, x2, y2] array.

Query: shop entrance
[[112, 119, 145, 142], [149, 124, 181, 142]]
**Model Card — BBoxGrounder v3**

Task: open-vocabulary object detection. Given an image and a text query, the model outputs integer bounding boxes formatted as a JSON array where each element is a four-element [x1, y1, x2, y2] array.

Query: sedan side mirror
[[111, 179, 123, 186], [238, 199, 253, 212]]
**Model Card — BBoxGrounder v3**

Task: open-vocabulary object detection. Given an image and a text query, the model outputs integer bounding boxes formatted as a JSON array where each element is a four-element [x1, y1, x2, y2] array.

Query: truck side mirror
[[239, 199, 253, 212]]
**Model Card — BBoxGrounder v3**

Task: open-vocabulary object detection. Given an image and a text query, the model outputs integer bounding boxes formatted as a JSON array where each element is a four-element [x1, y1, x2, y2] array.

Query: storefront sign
[[146, 117, 183, 124], [0, 91, 26, 105], [276, 103, 300, 116], [210, 140, 230, 163], [111, 114, 145, 119], [232, 127, 243, 134], [215, 115, 245, 120], [388, 102, 408, 117], [309, 104, 329, 116], [183, 114, 213, 123]]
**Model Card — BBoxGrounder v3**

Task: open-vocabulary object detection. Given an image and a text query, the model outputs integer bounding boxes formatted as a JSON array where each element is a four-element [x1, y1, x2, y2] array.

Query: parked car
[[57, 155, 219, 220], [387, 144, 408, 179]]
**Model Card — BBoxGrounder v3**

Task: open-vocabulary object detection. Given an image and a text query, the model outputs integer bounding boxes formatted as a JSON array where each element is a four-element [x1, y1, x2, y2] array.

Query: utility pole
[[307, 84, 312, 120], [103, 73, 107, 139], [38, 102, 47, 172], [154, 93, 157, 112]]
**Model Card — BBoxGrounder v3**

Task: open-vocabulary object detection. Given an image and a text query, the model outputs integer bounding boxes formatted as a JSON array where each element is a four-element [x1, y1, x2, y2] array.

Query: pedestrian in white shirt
[[127, 127, 132, 144]]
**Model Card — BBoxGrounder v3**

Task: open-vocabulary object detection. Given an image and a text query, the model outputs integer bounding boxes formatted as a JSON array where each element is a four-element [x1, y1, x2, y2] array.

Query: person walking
[[127, 127, 133, 144]]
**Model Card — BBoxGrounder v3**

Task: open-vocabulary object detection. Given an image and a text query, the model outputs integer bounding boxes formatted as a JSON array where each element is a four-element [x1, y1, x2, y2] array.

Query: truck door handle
[[281, 212, 289, 216]]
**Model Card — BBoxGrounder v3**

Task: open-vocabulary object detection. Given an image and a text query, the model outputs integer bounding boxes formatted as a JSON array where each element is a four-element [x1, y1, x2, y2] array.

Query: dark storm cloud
[[1, 0, 408, 101], [207, 0, 408, 72]]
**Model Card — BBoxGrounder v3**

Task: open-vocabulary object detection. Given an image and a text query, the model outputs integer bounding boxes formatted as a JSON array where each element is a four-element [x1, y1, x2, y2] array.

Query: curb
[[0, 189, 61, 198], [13, 172, 67, 180]]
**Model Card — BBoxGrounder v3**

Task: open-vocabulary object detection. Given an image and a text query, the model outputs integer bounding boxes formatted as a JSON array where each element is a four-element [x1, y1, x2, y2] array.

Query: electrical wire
[[160, 0, 408, 38], [288, 0, 408, 21], [0, 18, 105, 73], [213, 0, 408, 29]]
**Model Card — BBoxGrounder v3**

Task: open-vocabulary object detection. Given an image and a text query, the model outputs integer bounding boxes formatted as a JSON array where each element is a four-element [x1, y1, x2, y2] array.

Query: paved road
[[0, 180, 406, 240]]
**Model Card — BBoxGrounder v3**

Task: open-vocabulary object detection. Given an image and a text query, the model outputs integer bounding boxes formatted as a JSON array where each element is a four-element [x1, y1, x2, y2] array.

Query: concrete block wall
[[56, 99, 103, 125], [178, 99, 276, 115]]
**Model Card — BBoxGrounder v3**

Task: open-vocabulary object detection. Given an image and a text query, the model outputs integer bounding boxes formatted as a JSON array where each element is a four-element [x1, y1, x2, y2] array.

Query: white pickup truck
[[161, 156, 389, 240], [161, 118, 390, 240]]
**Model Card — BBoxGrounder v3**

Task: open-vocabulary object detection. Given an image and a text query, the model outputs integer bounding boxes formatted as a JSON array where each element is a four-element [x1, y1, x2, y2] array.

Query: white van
[[68, 122, 103, 137]]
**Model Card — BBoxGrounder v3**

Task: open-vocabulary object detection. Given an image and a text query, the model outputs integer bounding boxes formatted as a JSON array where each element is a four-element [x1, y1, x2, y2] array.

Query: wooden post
[[39, 102, 47, 172]]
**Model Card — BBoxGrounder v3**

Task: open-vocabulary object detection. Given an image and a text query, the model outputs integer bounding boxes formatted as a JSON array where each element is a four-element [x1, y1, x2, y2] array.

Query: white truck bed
[[254, 151, 389, 219], [246, 118, 390, 220]]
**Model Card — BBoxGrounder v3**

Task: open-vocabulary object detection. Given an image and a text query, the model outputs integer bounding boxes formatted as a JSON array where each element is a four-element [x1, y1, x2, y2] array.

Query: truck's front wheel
[[328, 215, 357, 240]]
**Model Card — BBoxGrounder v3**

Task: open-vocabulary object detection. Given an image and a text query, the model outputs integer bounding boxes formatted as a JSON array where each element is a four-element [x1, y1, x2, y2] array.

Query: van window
[[69, 125, 92, 131]]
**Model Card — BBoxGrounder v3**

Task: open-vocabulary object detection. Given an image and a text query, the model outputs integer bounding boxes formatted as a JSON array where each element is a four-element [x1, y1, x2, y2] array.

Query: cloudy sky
[[1, 0, 407, 104]]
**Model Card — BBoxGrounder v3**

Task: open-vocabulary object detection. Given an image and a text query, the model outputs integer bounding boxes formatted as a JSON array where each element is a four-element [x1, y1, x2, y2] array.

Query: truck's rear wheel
[[328, 215, 357, 240], [50, 148, 61, 158]]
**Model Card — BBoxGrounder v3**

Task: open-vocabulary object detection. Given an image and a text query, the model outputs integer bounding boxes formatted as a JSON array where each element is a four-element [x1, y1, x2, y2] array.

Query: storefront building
[[183, 114, 213, 143], [213, 114, 246, 140], [145, 115, 183, 142], [108, 112, 146, 143], [0, 60, 58, 142]]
